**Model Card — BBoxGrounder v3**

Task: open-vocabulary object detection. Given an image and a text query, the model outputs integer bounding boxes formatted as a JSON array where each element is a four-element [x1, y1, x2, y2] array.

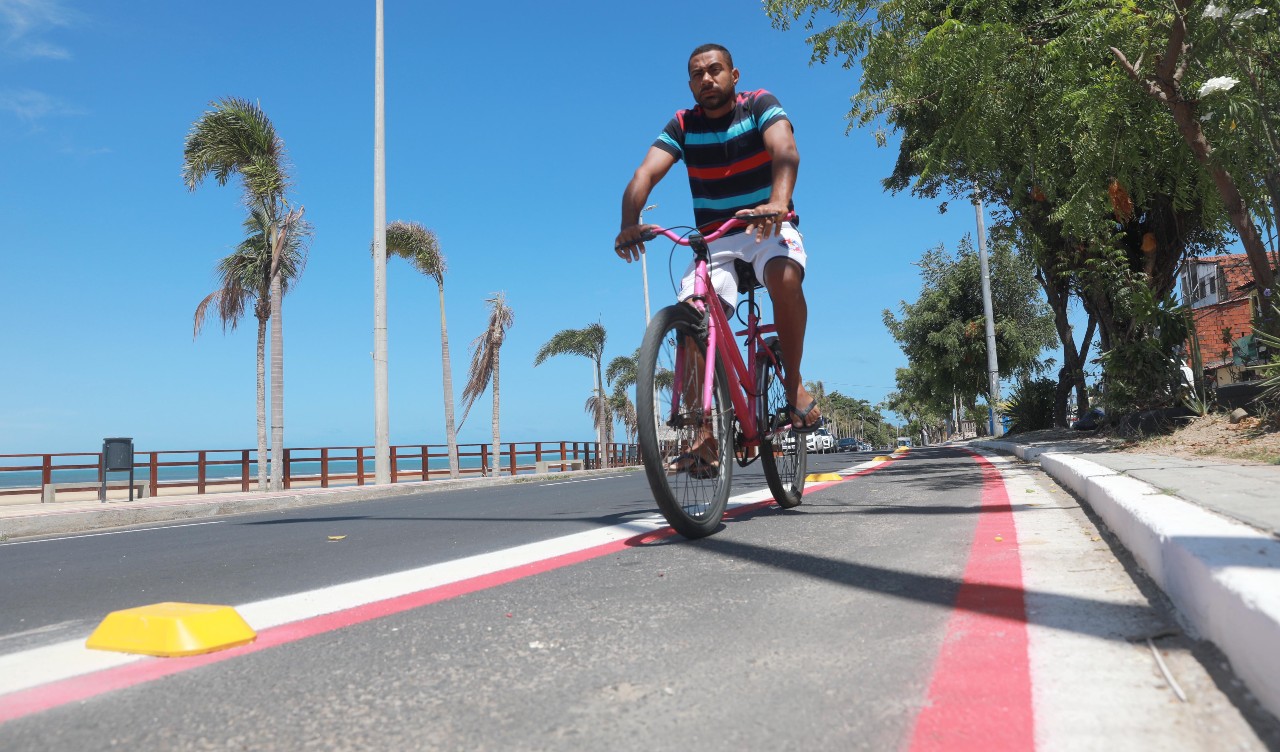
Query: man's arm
[[615, 146, 677, 263], [739, 122, 799, 242]]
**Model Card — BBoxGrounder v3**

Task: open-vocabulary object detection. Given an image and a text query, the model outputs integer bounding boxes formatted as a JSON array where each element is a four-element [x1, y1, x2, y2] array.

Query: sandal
[[665, 452, 720, 479], [787, 400, 823, 434]]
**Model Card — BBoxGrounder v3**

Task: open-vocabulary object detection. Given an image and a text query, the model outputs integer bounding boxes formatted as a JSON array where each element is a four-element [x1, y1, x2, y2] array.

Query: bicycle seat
[[734, 259, 762, 294]]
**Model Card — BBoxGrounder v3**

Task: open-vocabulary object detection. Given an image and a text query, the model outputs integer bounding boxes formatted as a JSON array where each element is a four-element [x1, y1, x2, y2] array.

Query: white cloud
[[0, 0, 81, 60], [0, 87, 81, 121]]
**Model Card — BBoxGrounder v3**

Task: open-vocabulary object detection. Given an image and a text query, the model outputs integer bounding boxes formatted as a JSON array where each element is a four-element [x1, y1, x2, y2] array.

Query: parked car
[[810, 428, 835, 453]]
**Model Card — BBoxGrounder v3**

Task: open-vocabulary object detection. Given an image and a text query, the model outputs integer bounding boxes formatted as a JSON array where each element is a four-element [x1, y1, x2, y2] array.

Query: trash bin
[[103, 437, 134, 471], [101, 437, 136, 502]]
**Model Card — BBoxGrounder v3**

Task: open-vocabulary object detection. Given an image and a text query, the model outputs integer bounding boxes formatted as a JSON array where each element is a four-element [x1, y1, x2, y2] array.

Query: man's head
[[687, 43, 738, 115]]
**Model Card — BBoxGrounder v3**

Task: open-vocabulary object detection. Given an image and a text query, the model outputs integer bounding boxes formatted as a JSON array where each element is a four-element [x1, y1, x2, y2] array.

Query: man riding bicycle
[[614, 43, 822, 441]]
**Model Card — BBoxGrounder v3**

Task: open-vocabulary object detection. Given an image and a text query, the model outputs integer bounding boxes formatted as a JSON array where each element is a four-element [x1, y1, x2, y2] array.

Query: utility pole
[[373, 0, 390, 483], [640, 203, 657, 324], [974, 185, 1003, 437]]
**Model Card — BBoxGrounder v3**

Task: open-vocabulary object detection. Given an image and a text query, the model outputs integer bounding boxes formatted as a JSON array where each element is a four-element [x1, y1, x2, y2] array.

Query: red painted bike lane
[[908, 449, 1034, 751]]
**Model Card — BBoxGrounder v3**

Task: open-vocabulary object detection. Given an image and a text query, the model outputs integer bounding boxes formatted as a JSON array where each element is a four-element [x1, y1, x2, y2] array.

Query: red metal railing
[[0, 440, 640, 501]]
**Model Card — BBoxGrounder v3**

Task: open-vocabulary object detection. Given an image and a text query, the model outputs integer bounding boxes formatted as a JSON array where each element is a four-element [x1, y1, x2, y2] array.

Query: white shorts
[[677, 222, 807, 309]]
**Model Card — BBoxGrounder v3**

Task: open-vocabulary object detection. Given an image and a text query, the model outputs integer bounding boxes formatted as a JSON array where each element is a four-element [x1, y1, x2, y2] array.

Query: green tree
[[384, 221, 460, 478], [534, 323, 609, 452], [883, 236, 1057, 413], [822, 391, 888, 443], [1111, 0, 1280, 303], [887, 366, 951, 443], [606, 350, 641, 444], [459, 291, 515, 476], [194, 203, 308, 490], [184, 97, 305, 491], [766, 0, 1233, 417]]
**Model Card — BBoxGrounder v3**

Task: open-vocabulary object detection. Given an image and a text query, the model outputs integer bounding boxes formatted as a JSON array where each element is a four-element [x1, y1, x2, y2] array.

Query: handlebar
[[618, 212, 797, 250]]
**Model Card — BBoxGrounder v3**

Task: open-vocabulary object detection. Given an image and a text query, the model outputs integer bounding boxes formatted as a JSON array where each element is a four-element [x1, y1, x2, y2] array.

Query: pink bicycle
[[630, 213, 807, 538]]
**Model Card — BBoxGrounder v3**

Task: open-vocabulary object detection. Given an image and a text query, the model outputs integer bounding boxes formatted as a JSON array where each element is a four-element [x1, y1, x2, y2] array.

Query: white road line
[[0, 486, 779, 699], [0, 620, 84, 644], [0, 521, 224, 547], [540, 476, 627, 487]]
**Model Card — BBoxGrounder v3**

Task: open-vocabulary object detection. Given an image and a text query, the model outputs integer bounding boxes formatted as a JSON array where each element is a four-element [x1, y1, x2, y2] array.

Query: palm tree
[[384, 220, 460, 478], [805, 379, 828, 420], [606, 350, 640, 443], [606, 392, 638, 444], [184, 97, 305, 492], [459, 292, 514, 476], [534, 323, 609, 455], [194, 203, 308, 490]]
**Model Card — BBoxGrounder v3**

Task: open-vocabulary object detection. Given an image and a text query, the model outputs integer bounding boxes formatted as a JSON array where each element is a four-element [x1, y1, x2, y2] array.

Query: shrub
[[1097, 289, 1187, 415], [1257, 300, 1280, 407], [1006, 378, 1057, 433]]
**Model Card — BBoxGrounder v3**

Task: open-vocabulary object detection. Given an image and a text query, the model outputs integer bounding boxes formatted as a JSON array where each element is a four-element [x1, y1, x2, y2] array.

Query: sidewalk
[[0, 467, 633, 542], [972, 435, 1280, 722]]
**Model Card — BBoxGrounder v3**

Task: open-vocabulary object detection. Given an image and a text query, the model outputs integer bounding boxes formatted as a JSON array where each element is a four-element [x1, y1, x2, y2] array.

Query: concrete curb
[[974, 440, 1280, 719], [0, 467, 639, 542]]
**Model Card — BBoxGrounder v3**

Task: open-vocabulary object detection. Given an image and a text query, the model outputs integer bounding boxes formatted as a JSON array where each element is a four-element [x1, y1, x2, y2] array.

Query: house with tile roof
[[1179, 253, 1273, 387]]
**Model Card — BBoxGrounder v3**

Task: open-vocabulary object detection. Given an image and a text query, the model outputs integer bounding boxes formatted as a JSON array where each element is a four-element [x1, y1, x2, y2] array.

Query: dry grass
[[1120, 410, 1280, 465]]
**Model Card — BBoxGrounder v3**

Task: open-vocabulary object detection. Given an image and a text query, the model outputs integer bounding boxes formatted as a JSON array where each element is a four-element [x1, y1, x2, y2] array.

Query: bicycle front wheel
[[755, 337, 806, 508], [636, 304, 734, 539]]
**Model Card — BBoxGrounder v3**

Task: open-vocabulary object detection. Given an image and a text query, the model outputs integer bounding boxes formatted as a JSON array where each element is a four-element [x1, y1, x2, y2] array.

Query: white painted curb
[[975, 440, 1280, 719]]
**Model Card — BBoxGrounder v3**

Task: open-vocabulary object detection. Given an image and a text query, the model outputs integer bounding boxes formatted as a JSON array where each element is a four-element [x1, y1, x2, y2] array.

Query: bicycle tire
[[636, 304, 734, 539], [755, 337, 806, 508]]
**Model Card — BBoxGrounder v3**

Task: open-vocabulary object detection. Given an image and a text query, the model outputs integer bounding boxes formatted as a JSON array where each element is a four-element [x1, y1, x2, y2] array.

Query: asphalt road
[[1, 448, 1277, 750]]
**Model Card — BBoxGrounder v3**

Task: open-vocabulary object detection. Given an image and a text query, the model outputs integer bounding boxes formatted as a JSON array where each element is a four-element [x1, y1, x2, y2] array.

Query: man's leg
[[763, 257, 821, 430], [665, 302, 719, 474]]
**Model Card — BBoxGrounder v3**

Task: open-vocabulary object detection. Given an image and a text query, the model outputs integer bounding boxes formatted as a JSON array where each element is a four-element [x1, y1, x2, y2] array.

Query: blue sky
[[0, 0, 990, 454]]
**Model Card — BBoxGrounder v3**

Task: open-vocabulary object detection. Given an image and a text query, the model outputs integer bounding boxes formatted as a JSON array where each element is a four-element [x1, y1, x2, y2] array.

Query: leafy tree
[[384, 221, 460, 477], [534, 323, 610, 452], [766, 0, 1233, 418], [184, 97, 305, 491], [459, 291, 514, 476], [1111, 0, 1280, 307], [887, 366, 952, 443], [194, 203, 308, 490], [822, 391, 890, 444], [606, 350, 640, 444], [883, 236, 1057, 414]]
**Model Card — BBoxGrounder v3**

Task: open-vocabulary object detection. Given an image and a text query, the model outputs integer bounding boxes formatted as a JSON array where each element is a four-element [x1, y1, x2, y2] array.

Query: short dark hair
[[689, 43, 733, 70]]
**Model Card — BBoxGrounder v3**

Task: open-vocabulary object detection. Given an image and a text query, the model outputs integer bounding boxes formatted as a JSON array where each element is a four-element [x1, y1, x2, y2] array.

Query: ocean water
[[0, 446, 640, 491]]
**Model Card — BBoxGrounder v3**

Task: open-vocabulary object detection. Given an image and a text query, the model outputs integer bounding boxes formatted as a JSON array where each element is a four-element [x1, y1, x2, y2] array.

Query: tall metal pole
[[373, 0, 390, 483], [640, 203, 657, 324], [973, 185, 1004, 437]]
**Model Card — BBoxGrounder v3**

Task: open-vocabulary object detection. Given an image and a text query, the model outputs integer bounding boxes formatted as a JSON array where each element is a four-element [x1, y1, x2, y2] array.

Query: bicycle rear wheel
[[636, 304, 734, 539], [756, 337, 806, 508]]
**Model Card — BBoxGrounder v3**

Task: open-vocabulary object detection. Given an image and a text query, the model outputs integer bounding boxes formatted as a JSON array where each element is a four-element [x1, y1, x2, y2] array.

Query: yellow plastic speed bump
[[874, 456, 894, 462], [805, 473, 843, 482], [86, 602, 256, 657]]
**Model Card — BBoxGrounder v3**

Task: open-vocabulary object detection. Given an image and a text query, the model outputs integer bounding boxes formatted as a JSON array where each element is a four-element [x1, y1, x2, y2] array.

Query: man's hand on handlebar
[[615, 224, 657, 263], [735, 204, 790, 243]]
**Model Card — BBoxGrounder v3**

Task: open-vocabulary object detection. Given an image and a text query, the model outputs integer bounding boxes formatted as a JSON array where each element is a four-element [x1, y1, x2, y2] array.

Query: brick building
[[1180, 253, 1271, 386]]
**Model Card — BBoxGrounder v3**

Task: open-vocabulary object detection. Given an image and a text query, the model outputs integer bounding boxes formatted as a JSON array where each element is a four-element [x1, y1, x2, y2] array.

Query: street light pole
[[973, 185, 1004, 438], [373, 0, 390, 483], [639, 203, 657, 324]]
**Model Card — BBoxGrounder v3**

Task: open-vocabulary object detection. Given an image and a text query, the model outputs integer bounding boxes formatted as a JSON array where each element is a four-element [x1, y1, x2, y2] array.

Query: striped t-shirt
[[653, 89, 795, 234]]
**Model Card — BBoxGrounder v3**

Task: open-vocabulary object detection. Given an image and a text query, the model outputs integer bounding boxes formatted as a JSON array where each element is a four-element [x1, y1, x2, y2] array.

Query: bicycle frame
[[649, 217, 792, 449], [693, 247, 776, 446]]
